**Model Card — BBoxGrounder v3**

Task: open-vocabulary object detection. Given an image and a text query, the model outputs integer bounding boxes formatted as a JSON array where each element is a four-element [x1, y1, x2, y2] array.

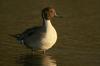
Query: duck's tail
[[10, 34, 24, 44]]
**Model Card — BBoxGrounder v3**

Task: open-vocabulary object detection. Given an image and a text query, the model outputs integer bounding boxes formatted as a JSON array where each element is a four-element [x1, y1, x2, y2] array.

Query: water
[[0, 0, 100, 66], [16, 54, 57, 66]]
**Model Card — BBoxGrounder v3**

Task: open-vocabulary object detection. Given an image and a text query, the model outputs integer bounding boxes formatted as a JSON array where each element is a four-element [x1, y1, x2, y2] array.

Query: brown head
[[42, 7, 57, 20]]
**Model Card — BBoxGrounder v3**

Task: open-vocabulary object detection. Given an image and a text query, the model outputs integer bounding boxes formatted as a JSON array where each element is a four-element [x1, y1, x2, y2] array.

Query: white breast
[[41, 20, 57, 50]]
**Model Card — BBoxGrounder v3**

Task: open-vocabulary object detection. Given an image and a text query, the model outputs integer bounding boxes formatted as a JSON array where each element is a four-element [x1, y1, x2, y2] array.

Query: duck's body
[[16, 7, 58, 53], [23, 20, 57, 50]]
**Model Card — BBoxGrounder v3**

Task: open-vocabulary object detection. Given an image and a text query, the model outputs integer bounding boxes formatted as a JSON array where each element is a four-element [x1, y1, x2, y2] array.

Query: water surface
[[0, 0, 100, 66]]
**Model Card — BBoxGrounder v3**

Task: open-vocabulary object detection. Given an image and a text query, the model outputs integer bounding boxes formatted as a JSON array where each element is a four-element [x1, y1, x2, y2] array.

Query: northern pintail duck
[[15, 7, 59, 53]]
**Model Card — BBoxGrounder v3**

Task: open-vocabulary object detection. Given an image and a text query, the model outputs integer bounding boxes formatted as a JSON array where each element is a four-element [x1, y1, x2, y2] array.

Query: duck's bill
[[55, 15, 63, 18], [54, 13, 63, 18]]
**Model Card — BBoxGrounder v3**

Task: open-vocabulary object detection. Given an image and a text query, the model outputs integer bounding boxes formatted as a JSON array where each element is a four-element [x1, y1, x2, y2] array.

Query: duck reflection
[[17, 54, 57, 66]]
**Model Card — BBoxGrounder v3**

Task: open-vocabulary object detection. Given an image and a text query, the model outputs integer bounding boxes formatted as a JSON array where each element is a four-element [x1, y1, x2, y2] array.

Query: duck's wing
[[17, 26, 42, 40]]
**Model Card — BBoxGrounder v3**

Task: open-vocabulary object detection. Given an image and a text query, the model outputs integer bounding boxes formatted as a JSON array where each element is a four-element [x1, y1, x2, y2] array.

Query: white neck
[[43, 19, 53, 27], [42, 19, 54, 31], [45, 20, 52, 26]]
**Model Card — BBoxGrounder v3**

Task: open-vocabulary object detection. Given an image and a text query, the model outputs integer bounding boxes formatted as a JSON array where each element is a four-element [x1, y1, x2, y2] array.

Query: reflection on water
[[17, 54, 57, 66]]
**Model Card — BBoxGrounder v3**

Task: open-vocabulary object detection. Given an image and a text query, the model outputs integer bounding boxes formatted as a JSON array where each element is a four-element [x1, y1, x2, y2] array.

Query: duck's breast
[[41, 26, 57, 50]]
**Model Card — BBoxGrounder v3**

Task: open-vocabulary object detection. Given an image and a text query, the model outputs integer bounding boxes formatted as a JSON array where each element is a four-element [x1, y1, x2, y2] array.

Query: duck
[[15, 7, 59, 54]]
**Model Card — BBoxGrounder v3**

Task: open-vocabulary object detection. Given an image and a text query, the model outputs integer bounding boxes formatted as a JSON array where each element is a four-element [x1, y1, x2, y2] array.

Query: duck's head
[[42, 7, 57, 20]]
